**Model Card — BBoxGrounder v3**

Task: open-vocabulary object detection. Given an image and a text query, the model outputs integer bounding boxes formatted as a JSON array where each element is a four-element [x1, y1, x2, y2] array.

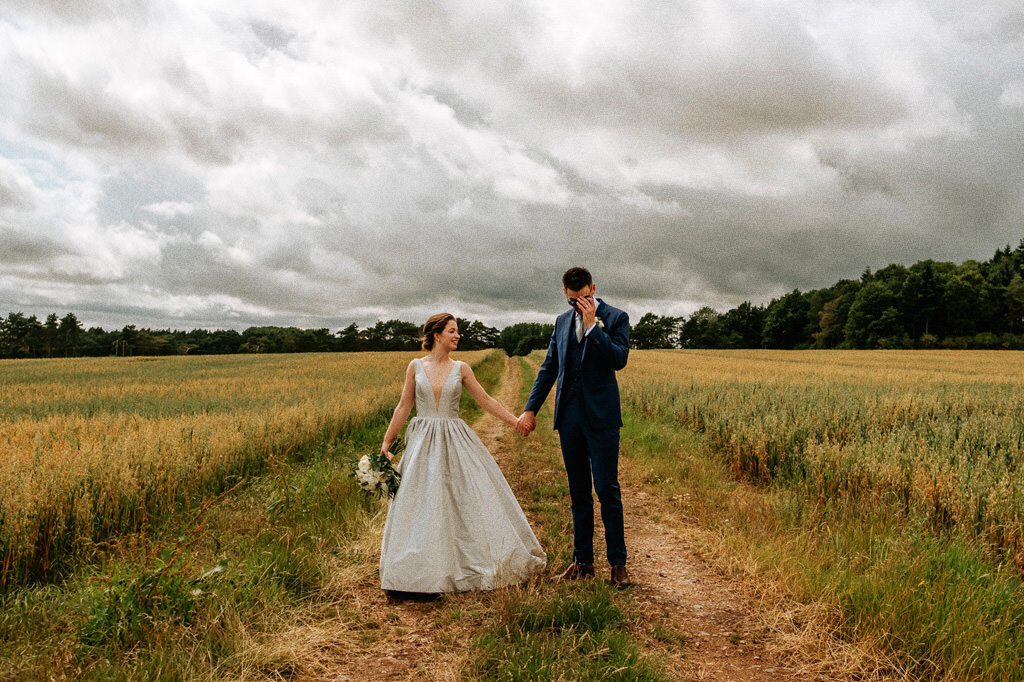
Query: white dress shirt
[[575, 301, 597, 342]]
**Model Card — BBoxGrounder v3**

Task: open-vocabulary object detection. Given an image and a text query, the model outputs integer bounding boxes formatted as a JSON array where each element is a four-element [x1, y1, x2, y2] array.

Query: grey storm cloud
[[1, 0, 1023, 330], [0, 229, 66, 264]]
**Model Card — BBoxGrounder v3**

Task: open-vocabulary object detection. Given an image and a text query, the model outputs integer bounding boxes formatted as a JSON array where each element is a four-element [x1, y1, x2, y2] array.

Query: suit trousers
[[558, 390, 627, 566]]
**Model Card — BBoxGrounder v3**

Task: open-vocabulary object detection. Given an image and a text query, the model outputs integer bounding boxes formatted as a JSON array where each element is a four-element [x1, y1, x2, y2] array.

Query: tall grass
[[0, 350, 491, 589], [617, 349, 1024, 680], [0, 431, 391, 680], [621, 350, 1024, 565]]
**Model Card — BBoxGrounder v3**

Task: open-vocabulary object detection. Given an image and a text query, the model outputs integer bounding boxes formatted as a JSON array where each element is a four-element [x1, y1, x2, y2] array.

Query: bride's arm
[[381, 361, 417, 458], [461, 362, 518, 428]]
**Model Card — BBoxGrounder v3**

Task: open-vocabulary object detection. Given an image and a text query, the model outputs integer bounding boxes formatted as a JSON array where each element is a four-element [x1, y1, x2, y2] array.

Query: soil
[[619, 490, 808, 681]]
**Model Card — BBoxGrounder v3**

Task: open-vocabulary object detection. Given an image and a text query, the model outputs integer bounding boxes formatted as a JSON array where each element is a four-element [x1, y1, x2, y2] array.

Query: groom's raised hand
[[575, 294, 597, 329]]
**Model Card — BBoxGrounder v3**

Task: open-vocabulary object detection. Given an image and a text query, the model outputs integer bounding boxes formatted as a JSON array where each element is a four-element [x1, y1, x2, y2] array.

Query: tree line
[[632, 241, 1024, 350], [4, 241, 1023, 358], [0, 314, 559, 359]]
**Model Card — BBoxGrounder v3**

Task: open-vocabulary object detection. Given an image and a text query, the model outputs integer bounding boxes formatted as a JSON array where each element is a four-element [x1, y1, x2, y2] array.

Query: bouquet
[[351, 437, 403, 499]]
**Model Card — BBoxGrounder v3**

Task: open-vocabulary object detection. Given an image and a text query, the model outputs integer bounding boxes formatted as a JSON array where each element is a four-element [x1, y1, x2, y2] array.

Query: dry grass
[[620, 349, 1024, 563], [0, 351, 490, 588], [617, 349, 1024, 681]]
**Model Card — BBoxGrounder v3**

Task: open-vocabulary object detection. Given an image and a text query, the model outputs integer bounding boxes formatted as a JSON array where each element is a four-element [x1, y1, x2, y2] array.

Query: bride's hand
[[516, 411, 536, 436], [380, 442, 393, 460]]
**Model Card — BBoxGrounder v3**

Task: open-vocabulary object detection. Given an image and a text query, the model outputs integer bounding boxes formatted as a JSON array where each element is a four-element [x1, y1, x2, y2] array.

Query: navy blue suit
[[525, 298, 630, 566]]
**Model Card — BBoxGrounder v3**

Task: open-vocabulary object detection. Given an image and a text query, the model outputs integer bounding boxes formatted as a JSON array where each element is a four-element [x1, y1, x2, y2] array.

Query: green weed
[[472, 582, 669, 681]]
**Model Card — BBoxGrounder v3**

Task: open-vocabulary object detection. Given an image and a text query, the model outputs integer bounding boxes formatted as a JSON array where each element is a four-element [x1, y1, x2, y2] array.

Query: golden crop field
[[0, 351, 490, 589], [620, 350, 1024, 565]]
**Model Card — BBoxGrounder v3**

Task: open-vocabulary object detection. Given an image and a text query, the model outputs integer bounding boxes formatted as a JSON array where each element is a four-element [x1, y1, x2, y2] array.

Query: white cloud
[[999, 80, 1024, 108], [0, 157, 40, 210], [142, 201, 195, 217], [1, 0, 1022, 329]]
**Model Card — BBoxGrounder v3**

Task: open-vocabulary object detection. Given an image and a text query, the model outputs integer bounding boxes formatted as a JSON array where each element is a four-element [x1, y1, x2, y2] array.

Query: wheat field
[[0, 351, 490, 588], [4, 349, 1024, 679], [620, 350, 1024, 564]]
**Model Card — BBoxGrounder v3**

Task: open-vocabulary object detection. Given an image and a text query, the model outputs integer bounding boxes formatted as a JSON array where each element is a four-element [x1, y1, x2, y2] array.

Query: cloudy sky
[[1, 1, 1022, 330]]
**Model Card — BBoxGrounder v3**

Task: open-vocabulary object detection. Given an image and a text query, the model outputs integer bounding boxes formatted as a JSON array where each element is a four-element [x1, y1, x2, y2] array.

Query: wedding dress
[[379, 358, 547, 592]]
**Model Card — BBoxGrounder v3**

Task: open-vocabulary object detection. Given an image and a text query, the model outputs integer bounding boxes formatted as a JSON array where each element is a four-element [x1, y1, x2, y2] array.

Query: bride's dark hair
[[422, 313, 456, 350]]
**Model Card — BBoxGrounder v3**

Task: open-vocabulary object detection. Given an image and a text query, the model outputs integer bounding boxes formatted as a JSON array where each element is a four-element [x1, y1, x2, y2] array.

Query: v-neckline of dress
[[419, 358, 458, 410]]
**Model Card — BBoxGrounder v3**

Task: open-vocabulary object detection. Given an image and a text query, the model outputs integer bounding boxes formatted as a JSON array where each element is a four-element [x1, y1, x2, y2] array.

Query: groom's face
[[565, 284, 595, 309]]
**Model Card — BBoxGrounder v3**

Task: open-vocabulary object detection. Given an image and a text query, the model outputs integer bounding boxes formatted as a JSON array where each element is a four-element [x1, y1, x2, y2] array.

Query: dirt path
[[505, 356, 816, 682], [326, 357, 822, 681], [617, 491, 808, 681]]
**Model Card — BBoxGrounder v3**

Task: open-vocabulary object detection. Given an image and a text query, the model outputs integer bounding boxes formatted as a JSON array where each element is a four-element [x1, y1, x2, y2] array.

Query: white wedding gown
[[379, 358, 547, 592]]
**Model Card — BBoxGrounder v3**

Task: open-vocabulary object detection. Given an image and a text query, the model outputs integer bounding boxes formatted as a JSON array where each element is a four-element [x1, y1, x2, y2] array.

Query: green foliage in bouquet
[[350, 437, 403, 499]]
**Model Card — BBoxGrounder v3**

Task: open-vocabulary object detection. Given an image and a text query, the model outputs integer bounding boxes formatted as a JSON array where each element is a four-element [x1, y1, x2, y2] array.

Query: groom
[[517, 267, 631, 588]]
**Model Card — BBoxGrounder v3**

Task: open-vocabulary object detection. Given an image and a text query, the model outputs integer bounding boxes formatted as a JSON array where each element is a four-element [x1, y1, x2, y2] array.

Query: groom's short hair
[[562, 267, 592, 291]]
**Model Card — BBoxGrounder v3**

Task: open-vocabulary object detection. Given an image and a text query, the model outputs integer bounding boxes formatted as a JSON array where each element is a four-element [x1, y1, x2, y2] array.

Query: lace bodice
[[413, 358, 462, 419]]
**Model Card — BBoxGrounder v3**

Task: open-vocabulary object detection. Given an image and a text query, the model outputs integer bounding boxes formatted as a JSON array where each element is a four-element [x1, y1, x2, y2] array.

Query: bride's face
[[435, 320, 460, 350]]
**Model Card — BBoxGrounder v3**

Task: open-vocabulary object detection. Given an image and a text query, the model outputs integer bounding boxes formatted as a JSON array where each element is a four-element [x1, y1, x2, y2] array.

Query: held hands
[[515, 411, 536, 437]]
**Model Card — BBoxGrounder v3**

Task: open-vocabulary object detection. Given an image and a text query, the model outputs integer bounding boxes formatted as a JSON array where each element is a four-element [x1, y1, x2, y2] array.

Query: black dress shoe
[[556, 561, 595, 581], [609, 564, 632, 588]]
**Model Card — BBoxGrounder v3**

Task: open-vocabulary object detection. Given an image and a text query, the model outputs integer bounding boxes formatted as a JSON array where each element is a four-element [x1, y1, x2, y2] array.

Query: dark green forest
[[0, 314, 558, 359], [632, 241, 1024, 350], [0, 316, 505, 358], [3, 242, 1024, 359]]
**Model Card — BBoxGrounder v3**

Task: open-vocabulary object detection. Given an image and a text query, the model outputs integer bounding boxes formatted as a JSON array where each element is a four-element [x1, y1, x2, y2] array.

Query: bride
[[378, 313, 547, 593]]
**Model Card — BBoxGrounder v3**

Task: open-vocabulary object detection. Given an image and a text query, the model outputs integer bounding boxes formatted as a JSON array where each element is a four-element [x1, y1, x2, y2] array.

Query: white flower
[[595, 316, 605, 329], [351, 450, 402, 499]]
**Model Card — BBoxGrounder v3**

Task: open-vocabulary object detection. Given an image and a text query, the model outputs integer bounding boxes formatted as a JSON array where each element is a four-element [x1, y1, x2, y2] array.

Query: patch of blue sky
[[0, 138, 76, 190]]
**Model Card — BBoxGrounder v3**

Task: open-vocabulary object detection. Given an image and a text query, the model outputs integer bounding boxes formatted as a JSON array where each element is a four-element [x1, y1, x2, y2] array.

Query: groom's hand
[[576, 295, 597, 329], [517, 411, 536, 436]]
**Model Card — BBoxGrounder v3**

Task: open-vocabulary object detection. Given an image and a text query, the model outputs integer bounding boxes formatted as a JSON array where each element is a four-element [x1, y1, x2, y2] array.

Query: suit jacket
[[524, 298, 630, 430]]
